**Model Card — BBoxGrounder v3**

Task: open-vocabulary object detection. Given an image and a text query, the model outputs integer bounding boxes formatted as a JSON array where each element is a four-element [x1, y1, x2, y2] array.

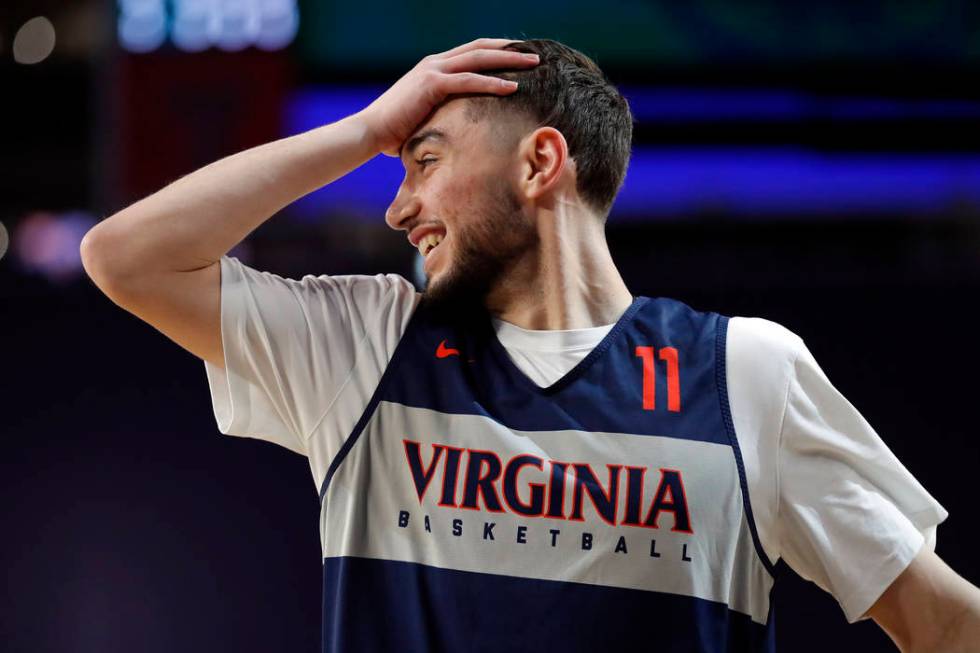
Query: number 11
[[635, 346, 681, 412]]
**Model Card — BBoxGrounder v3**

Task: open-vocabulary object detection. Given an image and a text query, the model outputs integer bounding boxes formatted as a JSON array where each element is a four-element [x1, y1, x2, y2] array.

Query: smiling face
[[385, 98, 539, 312]]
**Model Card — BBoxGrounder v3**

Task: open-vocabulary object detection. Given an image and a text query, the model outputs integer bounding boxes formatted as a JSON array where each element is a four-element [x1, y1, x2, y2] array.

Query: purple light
[[282, 87, 980, 222], [284, 147, 980, 221], [13, 210, 97, 283], [620, 88, 980, 122]]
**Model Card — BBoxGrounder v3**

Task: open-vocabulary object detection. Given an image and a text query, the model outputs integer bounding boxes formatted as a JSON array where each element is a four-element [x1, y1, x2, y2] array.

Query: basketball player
[[80, 38, 980, 651]]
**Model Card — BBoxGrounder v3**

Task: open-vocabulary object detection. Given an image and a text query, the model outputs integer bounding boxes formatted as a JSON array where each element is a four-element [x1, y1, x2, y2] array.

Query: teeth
[[418, 233, 444, 257]]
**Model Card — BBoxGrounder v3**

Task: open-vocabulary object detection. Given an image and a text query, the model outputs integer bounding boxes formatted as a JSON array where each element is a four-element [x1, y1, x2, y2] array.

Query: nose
[[384, 183, 421, 231]]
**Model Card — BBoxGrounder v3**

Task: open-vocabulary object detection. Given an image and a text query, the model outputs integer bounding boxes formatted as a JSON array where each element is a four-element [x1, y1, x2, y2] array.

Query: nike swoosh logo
[[436, 340, 460, 358]]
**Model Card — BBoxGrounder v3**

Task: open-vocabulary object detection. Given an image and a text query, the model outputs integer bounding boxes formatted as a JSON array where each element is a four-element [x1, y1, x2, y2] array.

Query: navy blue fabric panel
[[381, 296, 730, 445], [321, 556, 775, 653]]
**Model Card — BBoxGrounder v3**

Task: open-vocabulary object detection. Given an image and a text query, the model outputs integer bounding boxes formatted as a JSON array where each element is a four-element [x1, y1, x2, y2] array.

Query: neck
[[485, 200, 633, 330]]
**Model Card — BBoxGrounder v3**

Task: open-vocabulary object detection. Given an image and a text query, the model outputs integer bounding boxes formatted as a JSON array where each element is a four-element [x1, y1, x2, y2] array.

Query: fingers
[[433, 72, 520, 97], [439, 48, 539, 75], [434, 37, 524, 61]]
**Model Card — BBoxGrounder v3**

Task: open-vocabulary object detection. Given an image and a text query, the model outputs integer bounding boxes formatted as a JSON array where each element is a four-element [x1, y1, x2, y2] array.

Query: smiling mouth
[[419, 232, 444, 257]]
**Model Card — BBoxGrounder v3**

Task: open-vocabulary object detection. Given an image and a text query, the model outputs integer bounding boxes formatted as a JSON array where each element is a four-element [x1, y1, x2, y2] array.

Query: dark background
[[2, 1, 979, 651]]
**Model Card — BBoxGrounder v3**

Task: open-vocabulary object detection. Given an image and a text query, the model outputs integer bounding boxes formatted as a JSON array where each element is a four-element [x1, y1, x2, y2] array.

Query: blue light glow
[[620, 88, 980, 122], [282, 87, 980, 222]]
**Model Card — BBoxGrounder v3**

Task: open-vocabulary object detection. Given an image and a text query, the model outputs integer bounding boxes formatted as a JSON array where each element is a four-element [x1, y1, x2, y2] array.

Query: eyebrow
[[400, 128, 450, 161]]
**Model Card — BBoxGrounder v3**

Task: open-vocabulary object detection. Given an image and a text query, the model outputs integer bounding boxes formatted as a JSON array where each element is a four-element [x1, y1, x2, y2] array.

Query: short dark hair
[[464, 38, 634, 220]]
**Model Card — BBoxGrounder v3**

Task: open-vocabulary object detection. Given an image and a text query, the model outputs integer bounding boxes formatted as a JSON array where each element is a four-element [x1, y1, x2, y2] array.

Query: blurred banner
[[294, 1, 980, 67], [114, 50, 293, 207]]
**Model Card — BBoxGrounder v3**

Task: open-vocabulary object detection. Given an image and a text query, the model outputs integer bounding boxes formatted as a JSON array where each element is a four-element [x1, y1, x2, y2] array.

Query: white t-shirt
[[203, 255, 948, 624]]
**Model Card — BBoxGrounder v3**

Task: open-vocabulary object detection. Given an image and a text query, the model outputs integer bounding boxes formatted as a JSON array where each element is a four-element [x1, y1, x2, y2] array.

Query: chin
[[422, 269, 453, 304], [421, 263, 487, 318], [422, 256, 448, 290]]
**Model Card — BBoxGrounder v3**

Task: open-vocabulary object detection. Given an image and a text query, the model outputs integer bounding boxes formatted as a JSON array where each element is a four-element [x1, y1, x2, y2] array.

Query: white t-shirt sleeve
[[203, 255, 418, 457], [728, 316, 948, 624], [773, 325, 948, 622]]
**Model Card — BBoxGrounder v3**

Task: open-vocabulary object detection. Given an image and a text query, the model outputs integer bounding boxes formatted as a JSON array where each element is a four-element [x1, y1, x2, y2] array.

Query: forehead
[[400, 99, 486, 160]]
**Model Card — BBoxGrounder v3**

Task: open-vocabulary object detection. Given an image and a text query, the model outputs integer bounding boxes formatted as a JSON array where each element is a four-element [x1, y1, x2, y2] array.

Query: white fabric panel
[[321, 402, 773, 624], [490, 316, 615, 387]]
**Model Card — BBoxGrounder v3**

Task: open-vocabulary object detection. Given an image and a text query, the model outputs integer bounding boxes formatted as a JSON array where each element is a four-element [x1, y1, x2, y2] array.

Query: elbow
[[80, 225, 115, 286], [79, 227, 101, 277], [79, 224, 138, 298], [80, 227, 104, 282]]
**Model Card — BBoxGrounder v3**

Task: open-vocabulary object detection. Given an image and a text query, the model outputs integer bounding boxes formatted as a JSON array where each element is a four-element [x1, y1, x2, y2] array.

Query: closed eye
[[416, 156, 437, 168]]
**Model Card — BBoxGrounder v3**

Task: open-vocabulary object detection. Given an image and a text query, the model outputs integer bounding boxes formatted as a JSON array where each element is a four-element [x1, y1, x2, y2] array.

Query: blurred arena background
[[2, 1, 979, 651]]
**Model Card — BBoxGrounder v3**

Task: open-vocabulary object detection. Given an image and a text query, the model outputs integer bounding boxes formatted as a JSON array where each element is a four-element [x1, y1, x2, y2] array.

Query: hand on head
[[358, 38, 540, 158]]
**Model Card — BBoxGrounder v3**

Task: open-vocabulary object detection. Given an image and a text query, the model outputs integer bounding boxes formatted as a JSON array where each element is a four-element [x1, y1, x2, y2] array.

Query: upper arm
[[777, 337, 950, 618], [83, 234, 418, 456], [198, 256, 417, 454], [81, 233, 223, 368], [730, 315, 960, 638]]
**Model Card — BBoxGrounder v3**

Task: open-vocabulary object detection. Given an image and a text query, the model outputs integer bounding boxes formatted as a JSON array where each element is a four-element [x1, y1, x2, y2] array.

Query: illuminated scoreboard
[[117, 0, 299, 52], [115, 1, 979, 65]]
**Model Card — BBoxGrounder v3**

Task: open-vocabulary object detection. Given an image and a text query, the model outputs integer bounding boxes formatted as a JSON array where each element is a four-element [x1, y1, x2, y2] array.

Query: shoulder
[[222, 255, 415, 296], [725, 315, 806, 398], [723, 314, 804, 443], [305, 271, 419, 325], [721, 314, 805, 566], [291, 270, 421, 364], [641, 297, 805, 363], [283, 267, 418, 309], [221, 256, 419, 325], [726, 315, 804, 360]]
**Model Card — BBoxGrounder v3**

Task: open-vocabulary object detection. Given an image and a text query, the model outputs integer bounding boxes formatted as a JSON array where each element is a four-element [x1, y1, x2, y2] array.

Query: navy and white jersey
[[318, 295, 774, 651], [203, 255, 949, 652]]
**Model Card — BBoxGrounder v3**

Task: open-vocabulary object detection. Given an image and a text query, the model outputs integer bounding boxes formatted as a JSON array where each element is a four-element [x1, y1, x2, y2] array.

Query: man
[[81, 37, 980, 651]]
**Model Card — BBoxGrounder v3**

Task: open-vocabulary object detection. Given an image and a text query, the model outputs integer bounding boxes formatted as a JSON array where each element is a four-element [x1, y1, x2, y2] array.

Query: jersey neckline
[[482, 296, 649, 395], [491, 316, 616, 353]]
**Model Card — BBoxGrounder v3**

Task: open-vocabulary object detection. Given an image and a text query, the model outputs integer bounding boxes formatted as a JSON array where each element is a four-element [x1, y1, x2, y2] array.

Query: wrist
[[346, 109, 382, 157]]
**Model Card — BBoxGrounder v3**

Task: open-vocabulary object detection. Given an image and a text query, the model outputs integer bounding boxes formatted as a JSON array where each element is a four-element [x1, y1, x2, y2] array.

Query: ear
[[517, 126, 570, 203]]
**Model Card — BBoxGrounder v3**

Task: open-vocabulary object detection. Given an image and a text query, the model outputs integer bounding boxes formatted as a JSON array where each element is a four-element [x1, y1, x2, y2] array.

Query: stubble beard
[[420, 176, 537, 320]]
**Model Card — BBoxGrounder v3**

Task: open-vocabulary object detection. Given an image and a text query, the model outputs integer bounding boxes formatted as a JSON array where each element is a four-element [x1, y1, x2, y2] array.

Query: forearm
[[922, 577, 980, 653], [870, 546, 980, 653], [82, 111, 377, 278], [932, 595, 980, 653]]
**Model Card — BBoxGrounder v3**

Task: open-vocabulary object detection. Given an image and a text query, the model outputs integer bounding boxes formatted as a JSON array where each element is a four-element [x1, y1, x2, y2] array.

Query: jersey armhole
[[715, 314, 778, 578], [317, 299, 425, 503]]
